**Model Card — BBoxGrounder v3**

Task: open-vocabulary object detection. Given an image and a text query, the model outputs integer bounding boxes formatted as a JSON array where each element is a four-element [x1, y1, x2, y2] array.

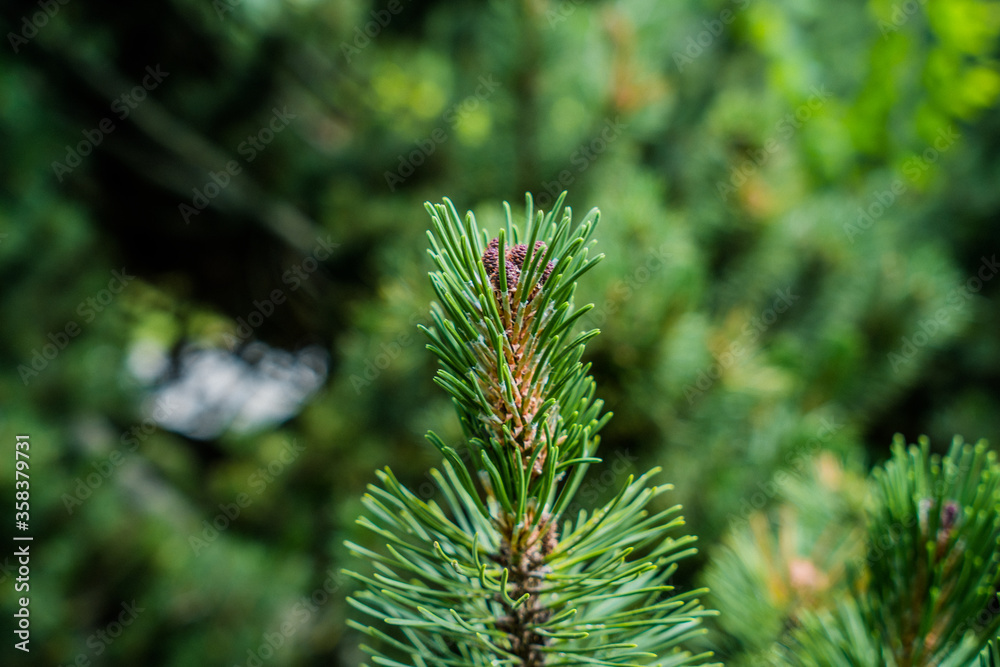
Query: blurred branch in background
[[0, 0, 999, 665]]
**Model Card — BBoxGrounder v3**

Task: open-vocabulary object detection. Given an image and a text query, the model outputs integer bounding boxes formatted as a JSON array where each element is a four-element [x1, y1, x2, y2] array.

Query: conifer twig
[[346, 193, 718, 666]]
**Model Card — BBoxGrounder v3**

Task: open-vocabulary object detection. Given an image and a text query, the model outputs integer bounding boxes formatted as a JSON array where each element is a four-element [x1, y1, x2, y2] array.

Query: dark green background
[[1, 0, 999, 664]]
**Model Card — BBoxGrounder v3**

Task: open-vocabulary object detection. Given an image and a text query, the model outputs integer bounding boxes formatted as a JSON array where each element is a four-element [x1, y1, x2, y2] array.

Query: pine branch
[[979, 637, 1000, 666], [345, 193, 718, 666], [862, 437, 1000, 666], [767, 437, 1000, 667]]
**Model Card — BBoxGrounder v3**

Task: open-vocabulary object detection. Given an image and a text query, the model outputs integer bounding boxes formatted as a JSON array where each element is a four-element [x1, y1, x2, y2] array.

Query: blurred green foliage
[[0, 0, 999, 665]]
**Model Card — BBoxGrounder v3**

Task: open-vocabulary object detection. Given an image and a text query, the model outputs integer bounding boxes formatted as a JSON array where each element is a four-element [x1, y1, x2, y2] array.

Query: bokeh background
[[1, 0, 999, 664]]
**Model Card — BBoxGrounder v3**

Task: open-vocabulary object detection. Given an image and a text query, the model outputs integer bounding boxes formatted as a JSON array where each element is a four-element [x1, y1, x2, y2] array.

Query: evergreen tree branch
[[346, 194, 717, 666]]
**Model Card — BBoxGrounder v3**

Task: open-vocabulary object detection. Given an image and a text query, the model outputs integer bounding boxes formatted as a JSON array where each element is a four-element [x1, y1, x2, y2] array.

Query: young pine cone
[[481, 239, 554, 303]]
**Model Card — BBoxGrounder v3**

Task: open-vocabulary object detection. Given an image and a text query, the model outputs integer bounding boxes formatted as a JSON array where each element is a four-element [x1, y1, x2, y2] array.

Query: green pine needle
[[346, 193, 716, 666]]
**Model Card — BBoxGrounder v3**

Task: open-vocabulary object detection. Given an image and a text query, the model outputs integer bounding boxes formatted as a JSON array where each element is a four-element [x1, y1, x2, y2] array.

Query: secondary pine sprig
[[706, 435, 1000, 666], [345, 193, 717, 666]]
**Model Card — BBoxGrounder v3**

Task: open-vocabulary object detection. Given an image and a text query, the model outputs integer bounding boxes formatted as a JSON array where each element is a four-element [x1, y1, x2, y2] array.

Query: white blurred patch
[[127, 340, 327, 440], [126, 339, 172, 383]]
